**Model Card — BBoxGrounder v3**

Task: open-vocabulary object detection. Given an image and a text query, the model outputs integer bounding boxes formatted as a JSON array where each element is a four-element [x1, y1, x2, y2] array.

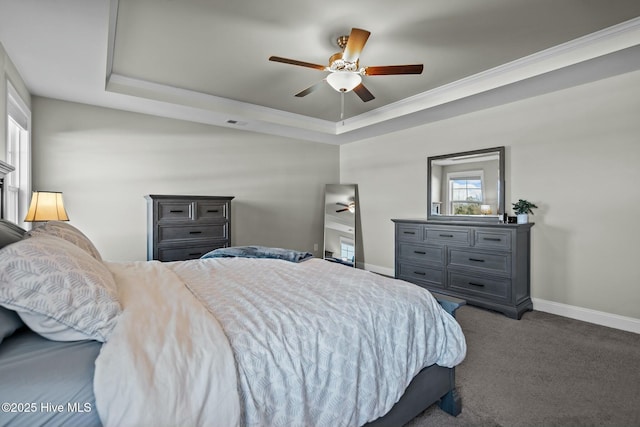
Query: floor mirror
[[323, 184, 357, 267]]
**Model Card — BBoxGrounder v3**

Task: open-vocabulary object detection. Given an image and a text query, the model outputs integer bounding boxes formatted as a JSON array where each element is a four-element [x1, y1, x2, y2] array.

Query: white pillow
[[27, 221, 103, 261], [0, 235, 120, 342]]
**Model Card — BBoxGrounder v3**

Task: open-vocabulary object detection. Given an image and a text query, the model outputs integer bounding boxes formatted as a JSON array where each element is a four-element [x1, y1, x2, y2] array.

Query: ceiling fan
[[336, 202, 356, 213], [269, 28, 423, 103]]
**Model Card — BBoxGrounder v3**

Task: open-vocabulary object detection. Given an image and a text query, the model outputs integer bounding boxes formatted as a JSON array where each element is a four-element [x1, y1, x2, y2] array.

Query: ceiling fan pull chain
[[340, 91, 345, 121]]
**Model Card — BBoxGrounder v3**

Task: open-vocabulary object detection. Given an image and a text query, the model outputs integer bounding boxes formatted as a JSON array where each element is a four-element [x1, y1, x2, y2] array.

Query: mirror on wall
[[428, 146, 505, 221], [323, 184, 357, 267]]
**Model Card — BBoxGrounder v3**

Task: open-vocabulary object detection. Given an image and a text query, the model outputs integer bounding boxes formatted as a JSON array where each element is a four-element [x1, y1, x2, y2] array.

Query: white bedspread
[[94, 261, 241, 427], [94, 258, 466, 427]]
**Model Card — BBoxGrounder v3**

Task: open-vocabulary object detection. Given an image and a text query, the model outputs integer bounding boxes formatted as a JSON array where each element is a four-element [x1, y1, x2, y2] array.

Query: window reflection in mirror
[[428, 147, 505, 221]]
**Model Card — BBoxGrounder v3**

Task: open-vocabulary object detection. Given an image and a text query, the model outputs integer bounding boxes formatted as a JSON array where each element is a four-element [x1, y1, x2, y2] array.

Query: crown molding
[[104, 4, 640, 144], [337, 16, 640, 135], [105, 0, 119, 89], [106, 73, 337, 138]]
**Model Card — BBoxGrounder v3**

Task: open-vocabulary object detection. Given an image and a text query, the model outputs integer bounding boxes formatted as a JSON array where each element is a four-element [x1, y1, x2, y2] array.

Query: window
[[448, 171, 484, 215], [340, 237, 355, 264], [6, 81, 31, 228]]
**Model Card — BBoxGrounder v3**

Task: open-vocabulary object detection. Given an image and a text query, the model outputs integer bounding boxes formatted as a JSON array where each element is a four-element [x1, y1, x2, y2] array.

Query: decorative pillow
[[0, 306, 25, 345], [0, 235, 120, 342], [27, 220, 102, 261], [0, 219, 26, 250]]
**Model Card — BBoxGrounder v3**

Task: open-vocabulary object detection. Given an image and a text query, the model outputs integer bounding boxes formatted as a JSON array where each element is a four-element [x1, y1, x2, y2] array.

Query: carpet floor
[[405, 306, 640, 427]]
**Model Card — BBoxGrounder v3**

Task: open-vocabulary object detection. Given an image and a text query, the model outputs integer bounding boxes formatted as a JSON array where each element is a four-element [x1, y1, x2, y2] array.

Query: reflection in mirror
[[428, 146, 505, 221], [323, 184, 357, 267]]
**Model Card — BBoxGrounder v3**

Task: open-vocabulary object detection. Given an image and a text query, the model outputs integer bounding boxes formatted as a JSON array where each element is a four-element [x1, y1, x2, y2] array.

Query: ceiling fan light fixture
[[326, 71, 361, 93], [269, 27, 422, 102]]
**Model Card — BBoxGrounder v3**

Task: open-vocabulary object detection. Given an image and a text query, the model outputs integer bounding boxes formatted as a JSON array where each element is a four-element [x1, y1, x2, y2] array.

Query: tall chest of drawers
[[393, 219, 533, 319], [145, 195, 233, 262]]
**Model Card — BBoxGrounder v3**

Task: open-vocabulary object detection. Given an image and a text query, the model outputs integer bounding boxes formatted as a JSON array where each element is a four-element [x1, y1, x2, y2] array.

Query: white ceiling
[[1, 0, 639, 144]]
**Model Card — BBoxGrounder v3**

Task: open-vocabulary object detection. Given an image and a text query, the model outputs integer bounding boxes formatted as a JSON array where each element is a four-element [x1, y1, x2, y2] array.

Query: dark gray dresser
[[393, 219, 533, 319], [145, 195, 233, 262]]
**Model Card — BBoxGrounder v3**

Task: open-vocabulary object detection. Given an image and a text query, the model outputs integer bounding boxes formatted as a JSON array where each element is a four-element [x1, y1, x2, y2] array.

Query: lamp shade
[[24, 191, 70, 222], [326, 71, 362, 93]]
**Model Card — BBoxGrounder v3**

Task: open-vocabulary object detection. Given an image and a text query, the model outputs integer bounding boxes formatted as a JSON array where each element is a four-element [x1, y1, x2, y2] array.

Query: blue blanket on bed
[[201, 246, 313, 263]]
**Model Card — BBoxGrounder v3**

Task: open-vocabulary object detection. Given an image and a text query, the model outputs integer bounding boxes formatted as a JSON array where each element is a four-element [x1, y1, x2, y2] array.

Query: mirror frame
[[427, 146, 505, 222]]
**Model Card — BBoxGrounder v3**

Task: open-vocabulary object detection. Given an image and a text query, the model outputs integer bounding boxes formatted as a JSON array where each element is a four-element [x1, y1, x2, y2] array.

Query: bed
[[0, 219, 466, 427]]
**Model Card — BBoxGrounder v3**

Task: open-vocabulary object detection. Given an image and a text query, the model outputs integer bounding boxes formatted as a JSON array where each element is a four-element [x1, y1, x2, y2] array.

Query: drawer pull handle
[[403, 231, 416, 235], [483, 237, 501, 242], [469, 258, 485, 262], [207, 209, 219, 213], [169, 210, 184, 213], [413, 271, 426, 276], [189, 231, 203, 234], [439, 234, 454, 238], [468, 282, 485, 287], [414, 250, 426, 255]]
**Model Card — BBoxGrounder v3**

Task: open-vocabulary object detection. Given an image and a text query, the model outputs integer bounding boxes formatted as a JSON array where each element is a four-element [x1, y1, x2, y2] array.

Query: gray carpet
[[406, 306, 640, 427]]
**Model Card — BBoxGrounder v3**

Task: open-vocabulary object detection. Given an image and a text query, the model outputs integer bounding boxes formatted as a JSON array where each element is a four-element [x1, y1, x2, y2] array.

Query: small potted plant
[[512, 199, 538, 224]]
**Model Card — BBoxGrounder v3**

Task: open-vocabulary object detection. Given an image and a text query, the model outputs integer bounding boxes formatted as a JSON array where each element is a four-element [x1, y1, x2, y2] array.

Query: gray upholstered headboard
[[0, 219, 26, 250]]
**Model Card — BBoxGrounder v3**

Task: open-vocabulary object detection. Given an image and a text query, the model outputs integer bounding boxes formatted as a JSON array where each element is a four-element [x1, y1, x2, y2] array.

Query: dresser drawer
[[393, 219, 533, 319], [425, 227, 470, 246], [449, 272, 511, 302], [147, 195, 234, 262], [397, 224, 423, 242], [158, 224, 227, 242], [475, 229, 511, 250], [397, 262, 444, 289], [448, 249, 510, 275], [157, 201, 192, 221], [398, 242, 442, 265], [197, 201, 228, 220], [158, 242, 226, 262]]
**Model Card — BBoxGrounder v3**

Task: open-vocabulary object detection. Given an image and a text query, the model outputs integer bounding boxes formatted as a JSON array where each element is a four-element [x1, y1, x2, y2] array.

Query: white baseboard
[[361, 266, 640, 335], [532, 298, 640, 334]]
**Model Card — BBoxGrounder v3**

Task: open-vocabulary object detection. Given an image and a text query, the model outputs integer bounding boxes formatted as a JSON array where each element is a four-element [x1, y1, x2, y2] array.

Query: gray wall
[[32, 97, 339, 261], [340, 69, 640, 320]]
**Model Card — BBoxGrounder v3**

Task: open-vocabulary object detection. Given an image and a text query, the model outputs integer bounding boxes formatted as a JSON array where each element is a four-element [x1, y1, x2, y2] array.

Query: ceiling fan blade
[[353, 83, 375, 102], [269, 56, 327, 71], [364, 64, 424, 75], [336, 208, 349, 212], [342, 28, 371, 63], [295, 80, 326, 97]]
